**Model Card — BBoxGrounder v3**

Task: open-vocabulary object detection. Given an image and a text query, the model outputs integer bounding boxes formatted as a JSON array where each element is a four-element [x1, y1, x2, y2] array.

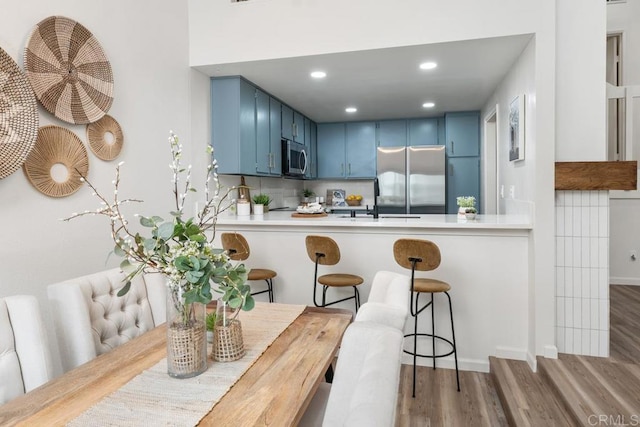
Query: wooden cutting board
[[291, 212, 328, 218]]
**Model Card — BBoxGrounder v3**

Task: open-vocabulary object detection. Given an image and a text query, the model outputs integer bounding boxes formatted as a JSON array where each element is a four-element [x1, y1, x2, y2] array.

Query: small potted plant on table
[[456, 196, 476, 219]]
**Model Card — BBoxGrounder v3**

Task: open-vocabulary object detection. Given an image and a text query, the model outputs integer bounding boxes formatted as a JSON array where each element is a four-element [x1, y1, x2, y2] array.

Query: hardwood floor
[[610, 285, 640, 363], [395, 364, 508, 427]]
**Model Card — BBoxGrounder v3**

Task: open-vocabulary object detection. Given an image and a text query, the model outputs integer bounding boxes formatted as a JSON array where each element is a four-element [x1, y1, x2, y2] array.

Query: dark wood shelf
[[555, 160, 637, 190]]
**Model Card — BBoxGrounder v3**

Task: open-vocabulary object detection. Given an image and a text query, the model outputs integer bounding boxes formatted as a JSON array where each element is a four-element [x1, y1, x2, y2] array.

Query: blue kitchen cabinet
[[306, 120, 317, 179], [268, 97, 282, 175], [282, 104, 294, 141], [211, 77, 257, 175], [445, 112, 480, 157], [255, 89, 271, 175], [346, 122, 376, 178], [317, 123, 346, 178], [409, 118, 439, 146], [446, 157, 480, 214], [293, 111, 305, 144], [377, 120, 407, 147]]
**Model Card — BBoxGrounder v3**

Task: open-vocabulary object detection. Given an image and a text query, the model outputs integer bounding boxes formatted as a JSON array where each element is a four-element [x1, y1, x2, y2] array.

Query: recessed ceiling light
[[345, 107, 357, 113], [422, 102, 435, 108], [310, 71, 327, 79], [419, 62, 437, 70]]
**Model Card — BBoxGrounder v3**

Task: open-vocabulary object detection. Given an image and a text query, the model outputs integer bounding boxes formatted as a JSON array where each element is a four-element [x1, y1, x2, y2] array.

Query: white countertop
[[215, 211, 532, 230]]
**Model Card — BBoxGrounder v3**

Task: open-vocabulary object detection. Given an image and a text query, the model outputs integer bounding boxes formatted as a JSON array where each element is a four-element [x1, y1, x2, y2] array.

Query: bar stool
[[393, 238, 459, 396], [221, 232, 277, 302], [305, 235, 363, 312]]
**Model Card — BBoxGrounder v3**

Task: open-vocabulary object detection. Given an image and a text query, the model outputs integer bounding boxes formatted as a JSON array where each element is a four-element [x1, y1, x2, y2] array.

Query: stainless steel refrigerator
[[376, 145, 446, 214]]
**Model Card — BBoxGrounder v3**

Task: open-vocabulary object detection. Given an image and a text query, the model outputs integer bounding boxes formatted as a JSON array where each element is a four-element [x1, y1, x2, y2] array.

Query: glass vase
[[166, 287, 207, 378]]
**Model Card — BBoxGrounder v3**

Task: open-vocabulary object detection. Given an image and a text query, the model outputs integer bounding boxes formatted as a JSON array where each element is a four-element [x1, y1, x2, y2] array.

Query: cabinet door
[[308, 121, 317, 178], [211, 78, 240, 174], [346, 122, 376, 178], [293, 111, 305, 144], [317, 123, 346, 178], [445, 112, 480, 156], [238, 79, 257, 175], [377, 120, 407, 147], [409, 118, 439, 146], [255, 89, 270, 175], [282, 104, 294, 140], [269, 97, 282, 176], [446, 157, 480, 214]]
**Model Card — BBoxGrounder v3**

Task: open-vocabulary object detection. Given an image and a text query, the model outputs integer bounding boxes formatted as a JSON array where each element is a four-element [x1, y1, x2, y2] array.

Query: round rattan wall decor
[[23, 125, 89, 197], [86, 114, 122, 160], [0, 46, 39, 179], [24, 16, 113, 125]]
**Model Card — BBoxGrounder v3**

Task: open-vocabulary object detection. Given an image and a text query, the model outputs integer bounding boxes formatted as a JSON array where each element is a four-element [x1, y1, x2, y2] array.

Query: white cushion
[[355, 271, 410, 331], [48, 268, 166, 372], [0, 295, 54, 404], [322, 321, 404, 427]]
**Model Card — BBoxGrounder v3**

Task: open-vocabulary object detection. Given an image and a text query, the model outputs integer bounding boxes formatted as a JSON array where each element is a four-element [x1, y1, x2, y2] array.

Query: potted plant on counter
[[464, 206, 477, 220], [302, 189, 314, 205], [252, 194, 271, 214], [456, 196, 476, 218]]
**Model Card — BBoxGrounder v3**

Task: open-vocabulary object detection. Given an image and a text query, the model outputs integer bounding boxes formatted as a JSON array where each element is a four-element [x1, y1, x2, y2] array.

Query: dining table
[[0, 304, 352, 426]]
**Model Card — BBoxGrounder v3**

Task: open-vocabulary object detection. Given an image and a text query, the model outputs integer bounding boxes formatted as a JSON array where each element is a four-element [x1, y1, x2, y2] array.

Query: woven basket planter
[[167, 320, 207, 378], [213, 319, 245, 362]]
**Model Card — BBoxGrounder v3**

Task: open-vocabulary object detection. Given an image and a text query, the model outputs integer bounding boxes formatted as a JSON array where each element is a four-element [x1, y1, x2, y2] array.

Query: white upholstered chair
[[47, 268, 166, 373], [354, 270, 410, 331], [0, 295, 54, 404], [299, 321, 404, 426]]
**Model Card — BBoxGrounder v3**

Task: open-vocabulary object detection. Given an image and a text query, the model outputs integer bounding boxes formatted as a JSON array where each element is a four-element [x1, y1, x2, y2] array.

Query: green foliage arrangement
[[456, 196, 476, 208], [302, 189, 314, 198], [206, 312, 217, 331], [65, 131, 255, 325]]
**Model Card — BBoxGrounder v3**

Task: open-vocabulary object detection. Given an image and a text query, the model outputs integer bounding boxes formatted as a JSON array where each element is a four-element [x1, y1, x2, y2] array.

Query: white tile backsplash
[[555, 190, 610, 357]]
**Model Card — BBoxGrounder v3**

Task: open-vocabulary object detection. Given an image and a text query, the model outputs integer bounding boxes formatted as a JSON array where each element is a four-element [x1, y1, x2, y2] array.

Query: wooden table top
[[0, 306, 352, 426]]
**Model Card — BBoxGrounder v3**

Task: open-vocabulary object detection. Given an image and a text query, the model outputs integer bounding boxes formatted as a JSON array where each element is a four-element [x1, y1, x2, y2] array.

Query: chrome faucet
[[367, 178, 380, 219]]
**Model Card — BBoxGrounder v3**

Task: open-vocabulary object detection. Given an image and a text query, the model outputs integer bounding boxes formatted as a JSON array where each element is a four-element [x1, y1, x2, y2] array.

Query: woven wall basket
[[24, 16, 113, 125], [0, 46, 39, 179], [86, 114, 122, 160], [23, 125, 89, 197]]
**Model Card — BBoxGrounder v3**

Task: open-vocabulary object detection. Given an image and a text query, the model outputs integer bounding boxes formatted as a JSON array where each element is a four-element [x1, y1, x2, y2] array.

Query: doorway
[[483, 107, 498, 214]]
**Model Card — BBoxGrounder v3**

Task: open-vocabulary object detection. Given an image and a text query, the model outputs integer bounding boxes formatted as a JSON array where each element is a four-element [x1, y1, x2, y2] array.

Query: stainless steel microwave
[[282, 139, 307, 177]]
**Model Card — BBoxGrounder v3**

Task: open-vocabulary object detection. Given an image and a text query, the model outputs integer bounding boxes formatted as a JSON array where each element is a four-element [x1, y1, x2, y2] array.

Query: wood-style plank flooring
[[395, 364, 508, 427], [610, 285, 640, 363]]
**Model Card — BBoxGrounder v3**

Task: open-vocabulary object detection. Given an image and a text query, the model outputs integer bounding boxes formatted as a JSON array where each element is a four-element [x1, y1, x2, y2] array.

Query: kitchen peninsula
[[212, 212, 532, 372]]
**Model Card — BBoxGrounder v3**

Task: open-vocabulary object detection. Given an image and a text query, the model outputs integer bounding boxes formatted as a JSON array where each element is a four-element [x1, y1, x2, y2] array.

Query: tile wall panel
[[555, 190, 609, 357]]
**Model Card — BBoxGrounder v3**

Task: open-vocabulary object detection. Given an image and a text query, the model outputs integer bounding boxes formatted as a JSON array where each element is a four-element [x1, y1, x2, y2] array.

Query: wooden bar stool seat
[[221, 232, 277, 302], [305, 235, 363, 312], [393, 238, 460, 397]]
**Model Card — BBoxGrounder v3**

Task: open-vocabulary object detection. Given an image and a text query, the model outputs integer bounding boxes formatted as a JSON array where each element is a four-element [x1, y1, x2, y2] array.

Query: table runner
[[67, 302, 306, 427]]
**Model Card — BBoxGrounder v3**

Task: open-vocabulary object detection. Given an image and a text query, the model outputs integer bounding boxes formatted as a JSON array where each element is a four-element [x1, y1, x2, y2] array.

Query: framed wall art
[[509, 94, 525, 162]]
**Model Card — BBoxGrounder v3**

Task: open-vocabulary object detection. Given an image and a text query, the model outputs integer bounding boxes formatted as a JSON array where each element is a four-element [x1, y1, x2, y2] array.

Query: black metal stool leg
[[446, 291, 460, 392], [412, 292, 420, 398], [431, 293, 436, 370], [322, 285, 328, 307]]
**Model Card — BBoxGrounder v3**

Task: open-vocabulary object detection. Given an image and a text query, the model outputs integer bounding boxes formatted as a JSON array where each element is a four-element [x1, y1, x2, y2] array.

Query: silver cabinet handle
[[348, 163, 351, 175], [450, 164, 454, 176], [451, 140, 455, 155], [341, 163, 344, 176]]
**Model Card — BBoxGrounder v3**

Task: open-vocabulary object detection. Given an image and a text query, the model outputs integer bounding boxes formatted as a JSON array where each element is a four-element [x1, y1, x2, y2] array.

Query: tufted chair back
[[0, 295, 54, 404], [47, 268, 166, 373]]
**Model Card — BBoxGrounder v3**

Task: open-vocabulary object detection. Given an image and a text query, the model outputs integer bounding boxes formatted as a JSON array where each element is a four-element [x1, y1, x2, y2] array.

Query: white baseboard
[[544, 345, 558, 359], [526, 352, 537, 372], [610, 277, 640, 286], [495, 346, 528, 361], [401, 354, 489, 373]]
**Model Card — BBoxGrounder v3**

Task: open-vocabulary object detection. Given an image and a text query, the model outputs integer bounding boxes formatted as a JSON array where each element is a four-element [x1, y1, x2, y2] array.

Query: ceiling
[[195, 34, 533, 123]]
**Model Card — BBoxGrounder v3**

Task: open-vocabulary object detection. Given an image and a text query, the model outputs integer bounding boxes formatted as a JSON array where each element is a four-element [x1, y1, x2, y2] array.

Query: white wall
[[0, 0, 191, 375], [608, 1, 640, 286]]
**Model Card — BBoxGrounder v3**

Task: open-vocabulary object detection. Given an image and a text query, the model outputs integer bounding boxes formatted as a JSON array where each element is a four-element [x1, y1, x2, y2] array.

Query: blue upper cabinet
[[346, 122, 376, 178], [293, 111, 305, 144], [409, 118, 439, 146], [282, 104, 294, 141], [255, 89, 270, 175], [445, 112, 480, 157], [317, 123, 346, 178], [318, 122, 377, 179], [211, 77, 257, 175], [268, 97, 282, 176], [377, 120, 407, 147]]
